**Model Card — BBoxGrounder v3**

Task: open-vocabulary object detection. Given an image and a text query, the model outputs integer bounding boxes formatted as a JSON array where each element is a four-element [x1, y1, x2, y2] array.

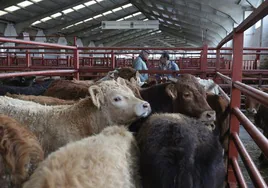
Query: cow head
[[245, 96, 260, 115], [89, 77, 151, 124], [165, 74, 216, 121]]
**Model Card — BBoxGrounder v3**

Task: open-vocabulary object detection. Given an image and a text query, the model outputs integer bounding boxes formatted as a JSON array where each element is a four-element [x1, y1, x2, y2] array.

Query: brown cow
[[5, 93, 76, 105], [0, 114, 44, 187], [245, 95, 260, 115]]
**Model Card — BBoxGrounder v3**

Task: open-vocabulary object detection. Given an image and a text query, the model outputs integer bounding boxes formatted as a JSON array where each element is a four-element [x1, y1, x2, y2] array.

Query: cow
[[5, 93, 76, 106], [254, 104, 268, 164], [139, 74, 216, 121], [0, 114, 44, 188], [0, 76, 36, 87], [0, 78, 151, 156], [23, 126, 141, 188], [245, 95, 260, 115], [136, 113, 225, 188], [0, 79, 54, 96]]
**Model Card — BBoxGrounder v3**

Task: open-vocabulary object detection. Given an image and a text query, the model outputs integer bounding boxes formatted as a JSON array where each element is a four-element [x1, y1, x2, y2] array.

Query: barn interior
[[0, 0, 268, 187]]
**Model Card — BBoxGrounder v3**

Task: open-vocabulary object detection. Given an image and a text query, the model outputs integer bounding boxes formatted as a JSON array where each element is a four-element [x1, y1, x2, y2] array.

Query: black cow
[[136, 113, 225, 188], [0, 76, 36, 87]]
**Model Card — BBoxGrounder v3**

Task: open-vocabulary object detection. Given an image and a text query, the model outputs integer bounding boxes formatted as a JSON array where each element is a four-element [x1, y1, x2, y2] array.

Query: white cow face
[[89, 78, 151, 124]]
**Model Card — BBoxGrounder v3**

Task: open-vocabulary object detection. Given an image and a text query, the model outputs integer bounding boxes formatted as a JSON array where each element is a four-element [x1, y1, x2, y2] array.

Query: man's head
[[140, 50, 150, 61], [160, 52, 170, 65]]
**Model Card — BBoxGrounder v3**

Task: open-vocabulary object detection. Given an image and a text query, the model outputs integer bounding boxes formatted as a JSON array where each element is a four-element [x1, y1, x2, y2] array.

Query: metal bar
[[233, 81, 268, 108], [236, 1, 268, 33], [0, 70, 77, 78], [231, 157, 248, 188], [0, 37, 77, 50], [218, 86, 231, 102], [233, 107, 268, 157], [227, 31, 244, 185], [232, 132, 268, 188], [217, 72, 232, 84], [217, 31, 234, 49], [78, 47, 203, 51]]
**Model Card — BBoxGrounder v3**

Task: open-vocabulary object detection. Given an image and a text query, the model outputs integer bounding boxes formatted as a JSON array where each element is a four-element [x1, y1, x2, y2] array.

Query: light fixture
[[75, 21, 83, 25], [133, 12, 142, 16], [112, 7, 122, 12], [122, 3, 132, 9], [41, 16, 52, 22], [84, 1, 96, 6], [62, 8, 74, 14], [93, 14, 102, 19], [102, 10, 112, 15], [4, 5, 20, 12], [84, 18, 93, 22], [0, 10, 8, 16], [51, 12, 62, 18], [31, 20, 41, 25], [18, 1, 33, 8], [31, 0, 43, 2], [73, 4, 85, 10]]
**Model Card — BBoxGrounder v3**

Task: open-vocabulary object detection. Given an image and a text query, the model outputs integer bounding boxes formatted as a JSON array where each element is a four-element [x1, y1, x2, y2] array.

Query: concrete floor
[[238, 116, 268, 187]]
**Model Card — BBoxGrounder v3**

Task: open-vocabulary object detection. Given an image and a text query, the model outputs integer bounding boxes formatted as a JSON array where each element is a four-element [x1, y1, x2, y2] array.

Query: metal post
[[111, 50, 115, 69], [73, 48, 79, 80], [26, 50, 31, 68], [228, 31, 244, 187], [200, 44, 208, 78]]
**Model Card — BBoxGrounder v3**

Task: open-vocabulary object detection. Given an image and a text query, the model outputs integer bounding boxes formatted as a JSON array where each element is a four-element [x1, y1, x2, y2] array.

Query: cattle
[[254, 104, 268, 164], [136, 113, 225, 188], [0, 78, 151, 156], [0, 114, 44, 188], [245, 95, 260, 115], [23, 126, 141, 188], [0, 76, 36, 87], [0, 79, 54, 96], [71, 78, 95, 87], [5, 93, 76, 106], [139, 74, 216, 121]]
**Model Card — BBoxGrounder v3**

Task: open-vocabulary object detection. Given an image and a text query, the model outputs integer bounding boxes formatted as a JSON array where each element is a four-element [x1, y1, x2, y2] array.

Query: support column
[[227, 31, 244, 187], [200, 44, 208, 79]]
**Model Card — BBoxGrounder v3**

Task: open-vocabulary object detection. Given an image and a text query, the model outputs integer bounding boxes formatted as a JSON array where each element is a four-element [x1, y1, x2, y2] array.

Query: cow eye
[[113, 96, 122, 102], [183, 92, 190, 98]]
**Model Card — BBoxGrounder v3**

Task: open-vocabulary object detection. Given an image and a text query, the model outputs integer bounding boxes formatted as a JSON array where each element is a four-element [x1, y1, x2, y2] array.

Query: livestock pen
[[0, 2, 268, 188]]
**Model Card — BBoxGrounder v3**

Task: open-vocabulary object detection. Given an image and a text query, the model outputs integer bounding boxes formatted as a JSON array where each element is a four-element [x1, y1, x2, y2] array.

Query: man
[[132, 50, 149, 82], [157, 52, 179, 79]]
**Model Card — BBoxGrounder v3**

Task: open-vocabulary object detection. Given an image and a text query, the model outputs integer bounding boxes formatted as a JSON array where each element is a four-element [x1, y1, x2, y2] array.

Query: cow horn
[[168, 78, 178, 83]]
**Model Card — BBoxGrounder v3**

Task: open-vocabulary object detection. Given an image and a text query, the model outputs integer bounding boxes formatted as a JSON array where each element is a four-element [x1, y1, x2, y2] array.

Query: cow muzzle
[[200, 110, 216, 122], [135, 102, 151, 118]]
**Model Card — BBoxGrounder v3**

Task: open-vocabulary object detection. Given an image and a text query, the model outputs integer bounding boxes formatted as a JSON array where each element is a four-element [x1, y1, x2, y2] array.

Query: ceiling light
[[75, 21, 83, 25], [112, 7, 122, 12], [51, 12, 62, 18], [62, 8, 74, 14], [143, 18, 148, 21], [0, 10, 8, 16], [4, 5, 20, 12], [84, 1, 96, 6], [122, 3, 132, 9], [133, 12, 142, 16], [18, 1, 33, 7], [31, 20, 41, 25], [84, 18, 93, 22], [93, 14, 102, 19], [116, 18, 124, 21], [73, 4, 85, 10], [96, 0, 104, 2], [41, 16, 52, 22], [103, 10, 112, 15], [31, 0, 43, 2], [124, 15, 132, 19]]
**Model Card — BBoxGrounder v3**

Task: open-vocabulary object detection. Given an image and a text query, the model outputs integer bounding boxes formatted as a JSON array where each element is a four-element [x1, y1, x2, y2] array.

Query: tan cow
[[0, 78, 151, 156], [0, 114, 44, 187]]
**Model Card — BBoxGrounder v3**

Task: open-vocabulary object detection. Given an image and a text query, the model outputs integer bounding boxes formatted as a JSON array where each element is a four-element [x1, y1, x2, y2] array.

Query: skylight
[[51, 12, 62, 18], [31, 0, 43, 2], [84, 1, 96, 6], [0, 10, 8, 16], [41, 16, 52, 22], [103, 10, 112, 16], [62, 8, 74, 14], [73, 4, 85, 10], [75, 21, 83, 25], [4, 5, 20, 12], [143, 18, 148, 21], [84, 18, 93, 22], [133, 12, 142, 16], [122, 3, 132, 9], [117, 18, 124, 21], [18, 1, 33, 7], [112, 7, 122, 12], [124, 15, 133, 19], [93, 14, 102, 19], [96, 0, 104, 2], [31, 20, 41, 25]]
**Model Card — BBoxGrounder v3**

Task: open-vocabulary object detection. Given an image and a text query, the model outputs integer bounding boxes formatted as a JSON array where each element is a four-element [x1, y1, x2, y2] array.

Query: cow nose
[[200, 110, 216, 121], [142, 102, 150, 109]]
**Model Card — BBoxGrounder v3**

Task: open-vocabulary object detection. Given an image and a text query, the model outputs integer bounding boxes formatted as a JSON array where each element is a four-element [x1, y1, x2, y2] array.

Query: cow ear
[[165, 84, 177, 99], [116, 77, 127, 86], [88, 85, 104, 109]]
